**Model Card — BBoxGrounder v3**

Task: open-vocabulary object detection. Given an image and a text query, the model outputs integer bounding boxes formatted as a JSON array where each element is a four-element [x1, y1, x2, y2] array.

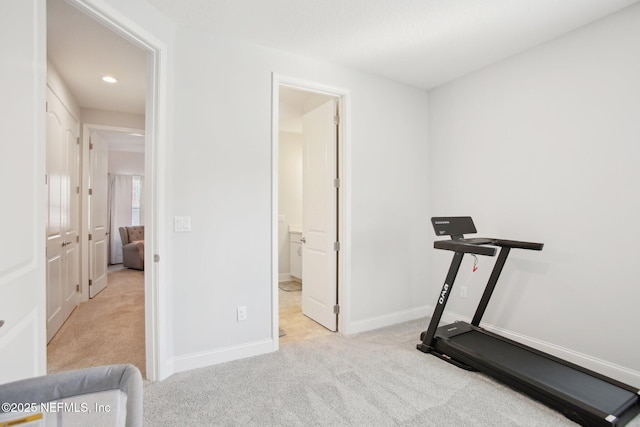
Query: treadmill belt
[[450, 330, 637, 415]]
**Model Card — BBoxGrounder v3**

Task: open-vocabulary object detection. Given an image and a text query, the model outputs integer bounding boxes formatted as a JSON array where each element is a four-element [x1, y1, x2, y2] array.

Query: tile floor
[[278, 284, 334, 344]]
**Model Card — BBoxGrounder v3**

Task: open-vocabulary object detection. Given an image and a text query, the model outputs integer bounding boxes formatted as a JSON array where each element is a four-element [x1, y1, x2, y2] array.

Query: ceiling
[[48, 0, 148, 149], [47, 0, 639, 120], [47, 0, 147, 116], [145, 0, 639, 89]]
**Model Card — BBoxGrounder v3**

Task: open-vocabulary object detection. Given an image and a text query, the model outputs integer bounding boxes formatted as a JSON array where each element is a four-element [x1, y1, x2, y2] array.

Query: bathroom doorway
[[276, 82, 342, 343]]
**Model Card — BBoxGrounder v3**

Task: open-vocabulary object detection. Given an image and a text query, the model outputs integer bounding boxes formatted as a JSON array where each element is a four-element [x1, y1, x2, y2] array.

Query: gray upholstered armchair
[[119, 226, 144, 270], [0, 364, 143, 427]]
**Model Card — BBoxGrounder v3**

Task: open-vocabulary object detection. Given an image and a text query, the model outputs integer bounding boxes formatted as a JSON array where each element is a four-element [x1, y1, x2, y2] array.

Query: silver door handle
[[300, 237, 306, 243]]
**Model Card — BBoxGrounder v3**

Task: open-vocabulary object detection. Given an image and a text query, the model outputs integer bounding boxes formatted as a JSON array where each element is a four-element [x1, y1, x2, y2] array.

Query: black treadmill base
[[421, 326, 640, 427], [417, 342, 476, 371]]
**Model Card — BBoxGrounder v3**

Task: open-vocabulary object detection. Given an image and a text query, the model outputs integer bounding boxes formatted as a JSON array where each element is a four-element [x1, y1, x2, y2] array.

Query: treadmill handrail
[[434, 240, 497, 256], [492, 239, 544, 251]]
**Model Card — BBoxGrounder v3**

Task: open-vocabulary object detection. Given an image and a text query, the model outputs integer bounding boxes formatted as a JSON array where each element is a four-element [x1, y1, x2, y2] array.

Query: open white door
[[0, 0, 47, 383], [89, 131, 109, 298], [46, 87, 80, 342], [301, 99, 339, 331]]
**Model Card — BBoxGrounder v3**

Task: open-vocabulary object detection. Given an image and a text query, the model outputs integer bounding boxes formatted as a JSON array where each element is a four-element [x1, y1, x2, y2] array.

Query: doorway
[[45, 0, 161, 379], [273, 77, 348, 345]]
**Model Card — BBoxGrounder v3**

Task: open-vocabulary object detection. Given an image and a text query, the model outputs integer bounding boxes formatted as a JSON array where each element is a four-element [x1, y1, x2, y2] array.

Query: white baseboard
[[168, 339, 275, 376], [347, 305, 431, 335], [278, 273, 292, 282], [278, 274, 301, 283], [435, 307, 640, 389], [487, 324, 640, 389]]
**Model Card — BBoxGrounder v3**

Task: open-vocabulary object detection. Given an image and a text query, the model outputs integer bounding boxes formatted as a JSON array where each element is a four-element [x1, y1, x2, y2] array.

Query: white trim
[[169, 339, 274, 374], [349, 306, 431, 335], [278, 274, 300, 283], [278, 273, 292, 282], [271, 74, 352, 343], [489, 324, 640, 387], [66, 0, 169, 381]]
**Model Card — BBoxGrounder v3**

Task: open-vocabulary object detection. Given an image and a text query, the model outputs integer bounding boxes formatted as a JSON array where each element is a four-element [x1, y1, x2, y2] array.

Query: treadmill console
[[431, 217, 477, 238]]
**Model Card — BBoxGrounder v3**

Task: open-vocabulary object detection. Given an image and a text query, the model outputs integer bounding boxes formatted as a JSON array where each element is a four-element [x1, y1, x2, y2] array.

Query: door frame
[[271, 74, 351, 348], [80, 123, 144, 301], [65, 0, 169, 381]]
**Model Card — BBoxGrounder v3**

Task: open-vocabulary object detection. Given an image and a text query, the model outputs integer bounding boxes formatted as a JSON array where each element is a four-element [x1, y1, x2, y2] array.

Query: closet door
[[46, 87, 80, 342]]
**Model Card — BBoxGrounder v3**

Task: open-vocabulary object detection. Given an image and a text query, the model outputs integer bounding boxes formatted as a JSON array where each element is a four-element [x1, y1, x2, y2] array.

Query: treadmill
[[418, 217, 640, 426]]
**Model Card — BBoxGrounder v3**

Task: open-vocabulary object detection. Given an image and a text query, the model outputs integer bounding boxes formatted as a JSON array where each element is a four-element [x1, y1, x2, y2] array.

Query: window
[[131, 176, 142, 226]]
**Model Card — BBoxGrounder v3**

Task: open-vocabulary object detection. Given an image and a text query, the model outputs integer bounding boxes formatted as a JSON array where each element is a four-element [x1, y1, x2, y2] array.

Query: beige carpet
[[47, 266, 146, 377]]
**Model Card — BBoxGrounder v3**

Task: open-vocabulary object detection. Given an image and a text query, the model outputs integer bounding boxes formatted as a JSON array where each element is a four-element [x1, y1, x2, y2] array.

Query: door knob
[[300, 237, 306, 243]]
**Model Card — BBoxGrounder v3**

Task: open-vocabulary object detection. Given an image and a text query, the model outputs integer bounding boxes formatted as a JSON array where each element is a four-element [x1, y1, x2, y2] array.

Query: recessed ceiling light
[[102, 75, 118, 83]]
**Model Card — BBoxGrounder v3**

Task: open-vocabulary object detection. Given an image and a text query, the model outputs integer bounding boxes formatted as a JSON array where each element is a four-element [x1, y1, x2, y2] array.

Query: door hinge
[[45, 102, 48, 112], [88, 279, 92, 287], [334, 114, 340, 125], [76, 136, 80, 145], [76, 235, 79, 243], [88, 233, 93, 241], [76, 284, 80, 292], [154, 254, 160, 263], [88, 188, 93, 195], [334, 241, 340, 252], [45, 174, 48, 185], [333, 178, 340, 188], [333, 304, 340, 314], [89, 142, 94, 150], [76, 186, 80, 194]]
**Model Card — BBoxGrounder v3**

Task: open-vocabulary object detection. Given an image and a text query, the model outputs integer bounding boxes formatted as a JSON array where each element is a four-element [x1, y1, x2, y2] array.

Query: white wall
[[47, 59, 81, 121], [168, 27, 430, 369], [428, 4, 640, 386], [278, 131, 302, 278], [82, 108, 145, 130], [76, 0, 429, 377], [109, 150, 145, 175]]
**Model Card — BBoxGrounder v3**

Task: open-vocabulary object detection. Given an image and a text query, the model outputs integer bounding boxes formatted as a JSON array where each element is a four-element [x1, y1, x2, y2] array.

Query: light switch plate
[[174, 216, 192, 232]]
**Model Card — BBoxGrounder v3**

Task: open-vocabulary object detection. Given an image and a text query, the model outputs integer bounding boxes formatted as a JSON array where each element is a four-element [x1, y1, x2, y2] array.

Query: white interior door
[[301, 99, 338, 331], [46, 87, 80, 342], [89, 132, 109, 298], [0, 0, 47, 383]]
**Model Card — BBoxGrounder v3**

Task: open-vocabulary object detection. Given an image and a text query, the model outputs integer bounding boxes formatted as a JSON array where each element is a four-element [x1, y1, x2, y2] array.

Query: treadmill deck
[[439, 328, 638, 417]]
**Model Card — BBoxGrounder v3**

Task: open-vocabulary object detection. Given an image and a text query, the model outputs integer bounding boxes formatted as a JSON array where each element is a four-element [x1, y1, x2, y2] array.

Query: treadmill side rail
[[492, 238, 544, 251], [433, 239, 497, 256]]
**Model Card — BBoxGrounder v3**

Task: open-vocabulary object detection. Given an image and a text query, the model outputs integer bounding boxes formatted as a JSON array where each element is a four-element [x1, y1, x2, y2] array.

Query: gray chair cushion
[[0, 364, 143, 427]]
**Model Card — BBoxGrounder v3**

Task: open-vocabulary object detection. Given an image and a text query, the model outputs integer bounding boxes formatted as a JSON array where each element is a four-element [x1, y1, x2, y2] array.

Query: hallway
[[47, 266, 145, 376]]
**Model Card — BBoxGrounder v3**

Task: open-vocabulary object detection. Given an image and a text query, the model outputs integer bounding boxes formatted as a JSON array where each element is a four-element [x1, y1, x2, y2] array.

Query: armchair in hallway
[[119, 226, 144, 270]]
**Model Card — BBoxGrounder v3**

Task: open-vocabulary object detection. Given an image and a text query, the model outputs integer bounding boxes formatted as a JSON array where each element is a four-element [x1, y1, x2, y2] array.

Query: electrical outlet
[[237, 306, 247, 322], [460, 286, 468, 298]]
